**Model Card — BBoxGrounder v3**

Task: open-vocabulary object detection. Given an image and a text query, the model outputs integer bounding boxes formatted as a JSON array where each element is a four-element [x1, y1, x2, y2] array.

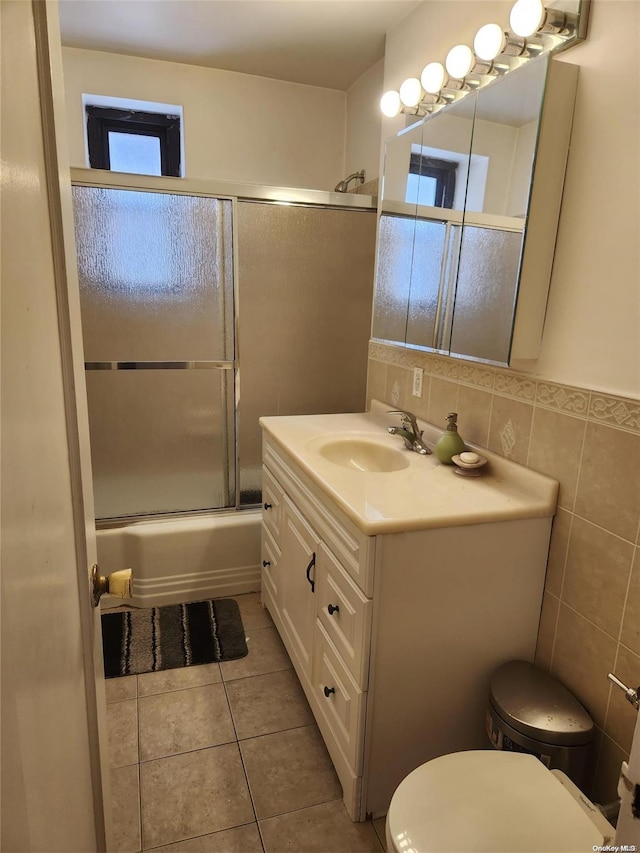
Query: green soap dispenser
[[435, 412, 466, 464]]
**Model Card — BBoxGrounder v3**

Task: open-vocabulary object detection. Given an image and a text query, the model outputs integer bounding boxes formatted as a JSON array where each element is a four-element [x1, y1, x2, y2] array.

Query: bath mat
[[101, 598, 248, 678]]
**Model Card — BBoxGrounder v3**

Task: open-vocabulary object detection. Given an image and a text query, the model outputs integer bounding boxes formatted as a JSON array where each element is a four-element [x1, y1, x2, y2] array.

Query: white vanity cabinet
[[260, 412, 557, 821]]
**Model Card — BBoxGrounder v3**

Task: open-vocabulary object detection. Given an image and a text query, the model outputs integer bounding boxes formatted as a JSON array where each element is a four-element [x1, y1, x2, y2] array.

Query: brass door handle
[[91, 564, 133, 607]]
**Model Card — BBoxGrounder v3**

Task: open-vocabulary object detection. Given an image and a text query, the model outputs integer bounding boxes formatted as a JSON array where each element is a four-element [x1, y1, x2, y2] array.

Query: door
[[1, 2, 109, 849], [279, 497, 319, 677], [72, 185, 236, 520], [615, 710, 640, 846]]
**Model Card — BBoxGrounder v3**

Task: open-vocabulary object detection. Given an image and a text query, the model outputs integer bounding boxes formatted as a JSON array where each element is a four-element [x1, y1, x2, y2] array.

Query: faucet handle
[[387, 409, 421, 434]]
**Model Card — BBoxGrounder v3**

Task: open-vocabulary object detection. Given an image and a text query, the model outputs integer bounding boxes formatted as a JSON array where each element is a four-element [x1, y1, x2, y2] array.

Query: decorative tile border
[[590, 394, 640, 432], [537, 381, 590, 417], [494, 371, 537, 402], [368, 342, 640, 435], [458, 362, 494, 390], [429, 355, 460, 381]]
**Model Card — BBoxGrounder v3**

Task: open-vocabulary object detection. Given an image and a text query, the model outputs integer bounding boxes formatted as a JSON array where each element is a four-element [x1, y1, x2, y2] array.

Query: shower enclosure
[[71, 173, 376, 523]]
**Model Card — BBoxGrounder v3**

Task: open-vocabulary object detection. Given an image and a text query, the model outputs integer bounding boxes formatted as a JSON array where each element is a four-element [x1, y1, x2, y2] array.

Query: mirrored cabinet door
[[371, 122, 422, 345], [372, 55, 578, 366], [450, 57, 548, 363], [406, 97, 475, 351]]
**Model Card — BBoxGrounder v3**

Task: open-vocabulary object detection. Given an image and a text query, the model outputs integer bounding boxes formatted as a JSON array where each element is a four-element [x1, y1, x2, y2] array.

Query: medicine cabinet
[[372, 55, 578, 366]]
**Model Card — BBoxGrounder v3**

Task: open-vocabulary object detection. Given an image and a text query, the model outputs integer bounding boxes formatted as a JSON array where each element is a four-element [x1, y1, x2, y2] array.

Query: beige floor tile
[[138, 663, 221, 697], [230, 592, 274, 630], [139, 683, 236, 761], [110, 765, 141, 853], [140, 743, 254, 849], [226, 669, 314, 740], [106, 675, 137, 704], [260, 800, 383, 853], [146, 822, 263, 852], [108, 699, 139, 768], [241, 724, 341, 819], [220, 626, 291, 681]]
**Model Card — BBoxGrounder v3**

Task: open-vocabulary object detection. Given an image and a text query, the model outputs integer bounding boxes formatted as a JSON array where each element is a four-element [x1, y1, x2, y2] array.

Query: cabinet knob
[[262, 560, 271, 568], [327, 604, 340, 616], [263, 503, 272, 510], [323, 686, 336, 698]]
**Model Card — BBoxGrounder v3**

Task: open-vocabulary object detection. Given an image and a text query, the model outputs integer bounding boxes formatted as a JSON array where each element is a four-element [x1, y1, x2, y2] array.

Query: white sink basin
[[260, 403, 559, 534], [309, 435, 409, 473]]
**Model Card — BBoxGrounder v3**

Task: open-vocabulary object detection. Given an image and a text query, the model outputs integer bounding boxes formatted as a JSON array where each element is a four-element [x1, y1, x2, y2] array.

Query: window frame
[[409, 153, 457, 209], [86, 106, 181, 177]]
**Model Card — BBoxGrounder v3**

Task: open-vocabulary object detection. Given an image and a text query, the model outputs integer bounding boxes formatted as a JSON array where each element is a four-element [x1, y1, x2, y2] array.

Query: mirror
[[372, 54, 577, 366]]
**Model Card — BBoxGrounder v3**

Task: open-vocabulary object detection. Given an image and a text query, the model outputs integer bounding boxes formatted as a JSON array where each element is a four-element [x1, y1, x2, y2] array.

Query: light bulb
[[421, 62, 446, 94], [399, 77, 423, 107], [509, 0, 545, 37], [474, 23, 506, 61], [380, 90, 401, 118], [445, 44, 474, 79]]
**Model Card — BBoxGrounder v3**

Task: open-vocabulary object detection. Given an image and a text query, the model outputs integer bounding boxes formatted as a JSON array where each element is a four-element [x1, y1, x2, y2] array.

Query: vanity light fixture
[[445, 44, 475, 80], [380, 89, 402, 118], [380, 0, 588, 117], [445, 43, 498, 85], [510, 0, 572, 38], [474, 23, 526, 61], [399, 77, 424, 108], [421, 62, 447, 95]]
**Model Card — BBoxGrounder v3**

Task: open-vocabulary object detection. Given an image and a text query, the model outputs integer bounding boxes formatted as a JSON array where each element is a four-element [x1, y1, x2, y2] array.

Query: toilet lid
[[387, 751, 604, 853]]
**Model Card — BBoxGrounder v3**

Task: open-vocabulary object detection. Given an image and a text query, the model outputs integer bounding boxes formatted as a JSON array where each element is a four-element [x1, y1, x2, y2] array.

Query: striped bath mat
[[101, 598, 248, 678]]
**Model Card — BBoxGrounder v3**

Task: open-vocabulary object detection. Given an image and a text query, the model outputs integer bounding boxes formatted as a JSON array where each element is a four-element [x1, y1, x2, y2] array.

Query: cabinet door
[[279, 495, 319, 678], [316, 543, 372, 690]]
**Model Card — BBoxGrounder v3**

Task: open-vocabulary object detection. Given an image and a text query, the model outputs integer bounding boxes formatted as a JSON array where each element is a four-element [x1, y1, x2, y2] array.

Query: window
[[407, 153, 457, 208], [86, 106, 181, 177]]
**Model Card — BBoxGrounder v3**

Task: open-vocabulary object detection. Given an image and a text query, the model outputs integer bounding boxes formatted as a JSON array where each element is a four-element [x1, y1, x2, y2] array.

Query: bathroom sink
[[310, 436, 409, 473]]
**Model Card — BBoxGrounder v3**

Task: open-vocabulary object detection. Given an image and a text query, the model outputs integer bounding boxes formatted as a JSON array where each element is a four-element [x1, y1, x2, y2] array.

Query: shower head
[[334, 169, 366, 193]]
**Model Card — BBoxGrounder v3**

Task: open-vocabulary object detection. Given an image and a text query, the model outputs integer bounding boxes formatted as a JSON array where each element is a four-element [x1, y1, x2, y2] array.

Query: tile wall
[[367, 342, 640, 804]]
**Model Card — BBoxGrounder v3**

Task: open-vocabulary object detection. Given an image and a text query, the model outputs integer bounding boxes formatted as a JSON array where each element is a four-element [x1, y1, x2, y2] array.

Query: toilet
[[385, 750, 615, 853]]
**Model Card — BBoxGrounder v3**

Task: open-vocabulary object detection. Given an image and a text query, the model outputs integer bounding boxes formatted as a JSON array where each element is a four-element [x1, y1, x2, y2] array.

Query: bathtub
[[97, 510, 262, 609]]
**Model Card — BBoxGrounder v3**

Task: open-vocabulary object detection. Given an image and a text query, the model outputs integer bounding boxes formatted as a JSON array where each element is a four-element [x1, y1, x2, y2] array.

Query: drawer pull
[[263, 502, 272, 510], [305, 552, 316, 593], [262, 560, 271, 568], [323, 685, 336, 698], [327, 604, 340, 616]]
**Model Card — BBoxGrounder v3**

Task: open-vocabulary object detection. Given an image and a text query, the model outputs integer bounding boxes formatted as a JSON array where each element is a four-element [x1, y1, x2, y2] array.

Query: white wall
[[381, 0, 639, 398], [62, 47, 346, 191], [345, 59, 384, 183]]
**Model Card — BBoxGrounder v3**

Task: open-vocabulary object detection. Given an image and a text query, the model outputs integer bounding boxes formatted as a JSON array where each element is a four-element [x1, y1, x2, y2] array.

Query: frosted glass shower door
[[235, 201, 376, 503], [72, 186, 235, 519]]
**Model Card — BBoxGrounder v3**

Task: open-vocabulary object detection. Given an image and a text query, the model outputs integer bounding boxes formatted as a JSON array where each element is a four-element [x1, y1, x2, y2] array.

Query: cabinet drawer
[[312, 622, 366, 775], [262, 465, 283, 542], [316, 543, 371, 690], [261, 525, 280, 603]]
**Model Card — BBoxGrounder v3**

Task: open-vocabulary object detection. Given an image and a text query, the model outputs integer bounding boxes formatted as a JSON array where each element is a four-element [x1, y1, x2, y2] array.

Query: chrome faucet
[[387, 409, 431, 455]]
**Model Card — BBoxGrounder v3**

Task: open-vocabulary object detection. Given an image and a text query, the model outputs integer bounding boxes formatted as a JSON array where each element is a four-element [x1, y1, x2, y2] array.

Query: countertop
[[260, 401, 559, 535]]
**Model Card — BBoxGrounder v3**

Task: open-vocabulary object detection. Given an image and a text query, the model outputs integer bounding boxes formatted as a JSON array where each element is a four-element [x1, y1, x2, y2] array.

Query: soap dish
[[452, 453, 487, 477]]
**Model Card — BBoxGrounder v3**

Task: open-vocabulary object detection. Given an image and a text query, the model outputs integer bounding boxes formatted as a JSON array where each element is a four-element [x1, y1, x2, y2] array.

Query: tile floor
[[105, 593, 386, 852]]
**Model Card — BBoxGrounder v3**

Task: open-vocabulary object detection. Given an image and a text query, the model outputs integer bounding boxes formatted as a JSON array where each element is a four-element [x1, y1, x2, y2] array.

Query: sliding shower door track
[[85, 361, 235, 370]]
